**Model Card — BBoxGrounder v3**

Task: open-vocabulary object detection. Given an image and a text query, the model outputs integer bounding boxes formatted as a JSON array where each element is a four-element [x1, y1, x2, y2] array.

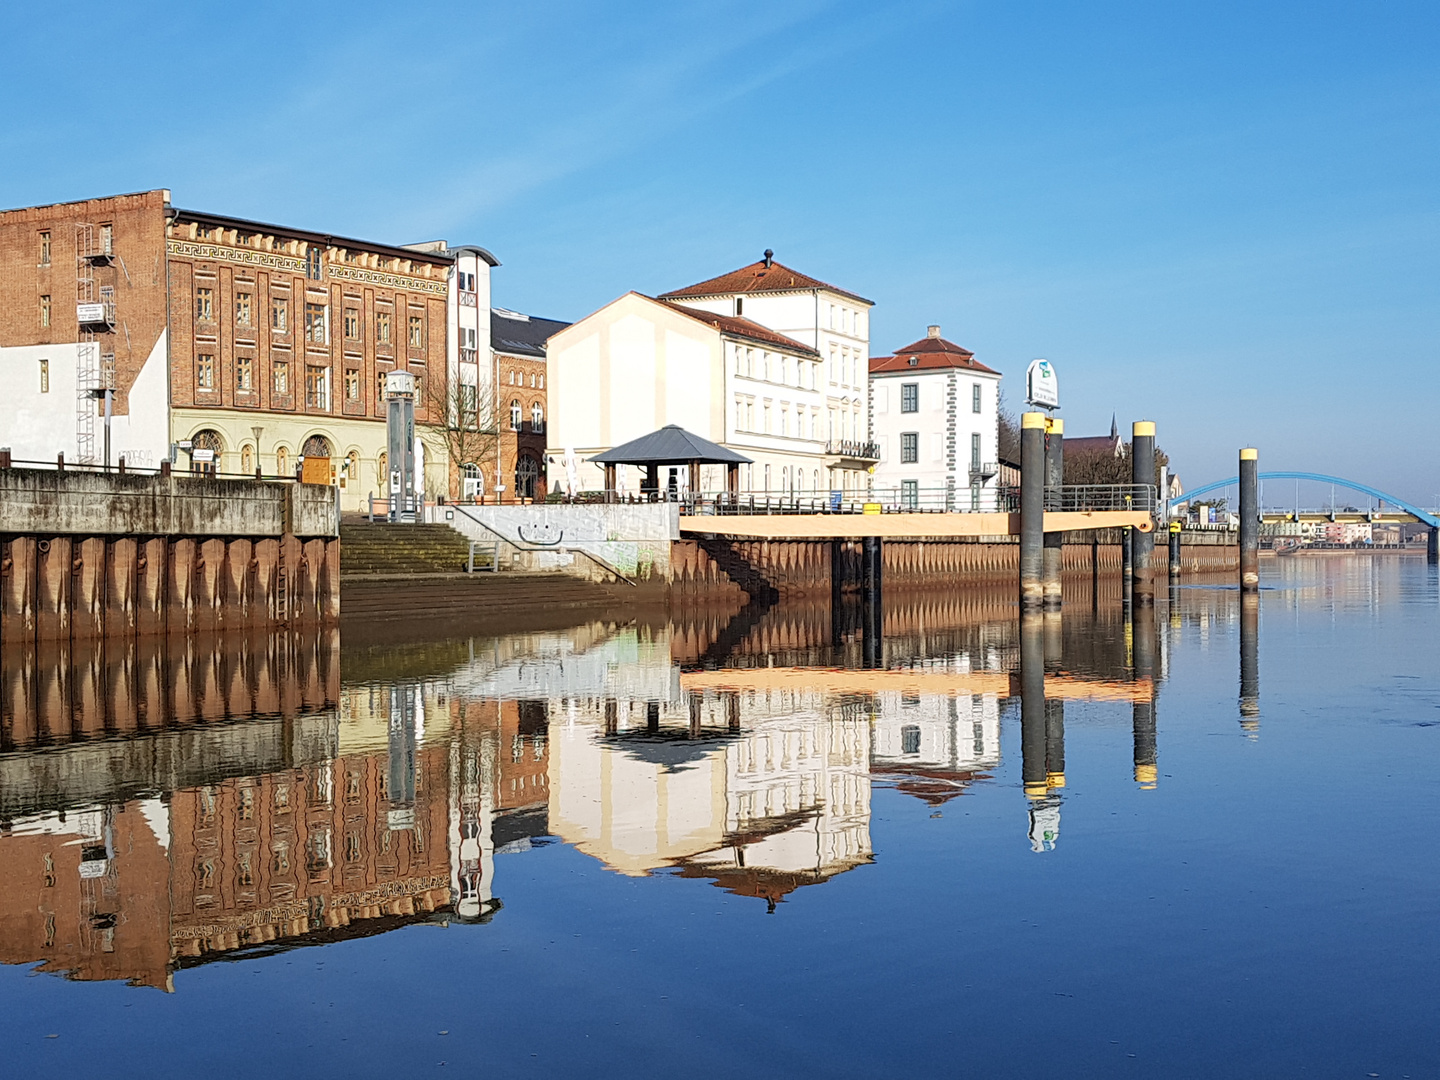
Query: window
[[100, 223, 113, 256], [235, 292, 252, 326], [734, 296, 744, 316], [510, 399, 521, 430], [408, 313, 424, 348], [241, 444, 254, 473], [273, 359, 290, 394], [971, 432, 982, 469], [304, 303, 327, 344], [971, 481, 981, 511], [305, 365, 330, 410], [972, 383, 982, 414], [345, 368, 360, 401], [39, 231, 50, 266], [39, 295, 50, 328], [236, 355, 253, 390], [276, 447, 289, 475], [306, 246, 322, 280], [901, 479, 919, 509], [901, 724, 922, 754], [900, 432, 918, 463], [901, 383, 918, 413], [197, 354, 215, 390], [344, 307, 360, 339], [376, 309, 391, 343], [376, 371, 388, 404], [272, 297, 288, 332], [780, 407, 789, 437], [195, 287, 214, 321], [532, 402, 544, 432], [39, 359, 49, 393]]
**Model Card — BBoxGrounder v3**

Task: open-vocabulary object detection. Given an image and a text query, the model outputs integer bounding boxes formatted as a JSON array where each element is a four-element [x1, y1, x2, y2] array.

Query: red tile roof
[[870, 333, 998, 375], [659, 259, 872, 305], [659, 299, 820, 357]]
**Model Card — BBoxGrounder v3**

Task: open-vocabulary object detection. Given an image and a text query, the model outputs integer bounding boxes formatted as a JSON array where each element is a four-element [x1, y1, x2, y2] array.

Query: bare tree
[[997, 389, 1020, 464], [421, 368, 500, 495], [1065, 442, 1171, 486]]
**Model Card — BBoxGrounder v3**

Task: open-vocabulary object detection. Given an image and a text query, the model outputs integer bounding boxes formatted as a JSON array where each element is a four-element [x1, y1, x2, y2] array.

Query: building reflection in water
[[0, 581, 1186, 988]]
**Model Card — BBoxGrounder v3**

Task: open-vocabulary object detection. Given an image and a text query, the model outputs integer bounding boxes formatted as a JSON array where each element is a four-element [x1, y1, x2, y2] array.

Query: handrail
[[450, 510, 638, 587]]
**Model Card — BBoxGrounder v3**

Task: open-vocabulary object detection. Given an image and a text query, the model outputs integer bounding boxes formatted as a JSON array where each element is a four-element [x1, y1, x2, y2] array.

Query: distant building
[[1063, 415, 1124, 462], [868, 325, 1002, 510]]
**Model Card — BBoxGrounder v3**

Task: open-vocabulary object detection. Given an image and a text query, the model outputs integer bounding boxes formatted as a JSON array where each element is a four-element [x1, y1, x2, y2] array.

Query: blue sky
[[4, 1, 1436, 505]]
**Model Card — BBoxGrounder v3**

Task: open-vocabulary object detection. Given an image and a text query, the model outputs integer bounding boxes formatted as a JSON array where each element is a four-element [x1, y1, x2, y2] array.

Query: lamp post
[[251, 425, 265, 478]]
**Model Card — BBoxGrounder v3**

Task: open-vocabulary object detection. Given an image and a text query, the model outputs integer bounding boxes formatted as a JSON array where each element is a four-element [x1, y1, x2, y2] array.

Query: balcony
[[825, 439, 880, 464], [968, 461, 998, 480]]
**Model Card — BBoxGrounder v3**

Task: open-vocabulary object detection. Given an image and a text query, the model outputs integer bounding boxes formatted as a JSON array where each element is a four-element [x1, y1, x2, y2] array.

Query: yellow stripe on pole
[[1133, 421, 1155, 437], [1240, 448, 1258, 460], [1022, 412, 1047, 429]]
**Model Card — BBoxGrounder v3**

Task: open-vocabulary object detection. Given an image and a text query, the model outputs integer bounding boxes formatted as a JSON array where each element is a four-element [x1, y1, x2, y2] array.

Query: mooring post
[[1132, 421, 1157, 606], [1043, 417, 1064, 610], [1239, 448, 1259, 592], [861, 535, 883, 668], [1019, 412, 1046, 612], [1168, 520, 1181, 580], [1240, 592, 1260, 736]]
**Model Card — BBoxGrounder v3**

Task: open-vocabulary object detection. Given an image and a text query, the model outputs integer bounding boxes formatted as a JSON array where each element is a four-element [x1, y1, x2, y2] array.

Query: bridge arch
[[1169, 472, 1437, 528]]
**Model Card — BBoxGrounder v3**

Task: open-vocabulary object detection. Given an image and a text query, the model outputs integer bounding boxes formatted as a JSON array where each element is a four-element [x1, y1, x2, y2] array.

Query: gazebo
[[590, 425, 751, 500]]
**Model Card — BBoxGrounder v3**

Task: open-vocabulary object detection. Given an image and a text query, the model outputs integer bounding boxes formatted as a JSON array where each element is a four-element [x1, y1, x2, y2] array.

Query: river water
[[1, 556, 1436, 1078]]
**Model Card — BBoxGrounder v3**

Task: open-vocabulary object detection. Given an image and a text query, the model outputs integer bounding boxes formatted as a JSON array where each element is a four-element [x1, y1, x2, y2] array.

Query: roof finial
[[762, 248, 773, 268]]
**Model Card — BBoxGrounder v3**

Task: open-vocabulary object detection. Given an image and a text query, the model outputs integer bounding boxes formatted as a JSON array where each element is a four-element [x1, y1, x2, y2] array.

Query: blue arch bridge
[[1168, 472, 1439, 531]]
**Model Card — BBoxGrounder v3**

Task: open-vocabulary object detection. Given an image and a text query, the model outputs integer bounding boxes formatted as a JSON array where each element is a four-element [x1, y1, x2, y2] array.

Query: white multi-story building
[[658, 252, 876, 496], [546, 291, 841, 496], [869, 325, 1003, 511]]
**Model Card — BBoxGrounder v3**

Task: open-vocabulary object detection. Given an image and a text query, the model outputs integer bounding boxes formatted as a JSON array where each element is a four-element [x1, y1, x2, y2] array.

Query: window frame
[[900, 382, 919, 413], [900, 432, 919, 464]]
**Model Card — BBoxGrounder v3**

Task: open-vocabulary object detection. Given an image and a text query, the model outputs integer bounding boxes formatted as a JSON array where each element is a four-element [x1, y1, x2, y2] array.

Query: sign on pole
[[1026, 358, 1059, 409]]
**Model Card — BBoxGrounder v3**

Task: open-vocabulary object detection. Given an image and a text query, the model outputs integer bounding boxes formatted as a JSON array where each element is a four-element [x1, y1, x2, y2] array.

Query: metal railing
[[825, 439, 881, 460], [1044, 484, 1157, 513], [676, 487, 1019, 516], [0, 453, 300, 483], [467, 540, 501, 572]]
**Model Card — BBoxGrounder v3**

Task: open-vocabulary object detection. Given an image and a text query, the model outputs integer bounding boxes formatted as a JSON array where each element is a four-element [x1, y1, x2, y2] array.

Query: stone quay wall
[[0, 468, 340, 643]]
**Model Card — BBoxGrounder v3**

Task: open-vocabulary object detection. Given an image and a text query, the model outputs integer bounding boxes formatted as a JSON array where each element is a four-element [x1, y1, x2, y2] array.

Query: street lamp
[[85, 386, 114, 470], [251, 425, 265, 477]]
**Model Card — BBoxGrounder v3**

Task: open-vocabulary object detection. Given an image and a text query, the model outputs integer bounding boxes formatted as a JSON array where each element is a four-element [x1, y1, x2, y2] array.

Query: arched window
[[510, 400, 521, 431], [345, 450, 359, 485], [241, 444, 254, 474], [515, 455, 540, 500], [276, 446, 290, 476], [763, 464, 771, 491], [462, 462, 483, 501], [191, 429, 223, 473], [302, 434, 332, 459], [376, 452, 388, 493], [531, 402, 543, 432]]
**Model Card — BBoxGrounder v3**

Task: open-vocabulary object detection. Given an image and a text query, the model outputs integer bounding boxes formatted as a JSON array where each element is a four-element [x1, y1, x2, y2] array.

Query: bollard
[[1239, 448, 1259, 592], [1043, 418, 1064, 610], [1168, 520, 1181, 579], [1019, 413, 1047, 612], [1131, 421, 1156, 606], [1240, 592, 1260, 736], [1132, 602, 1158, 789]]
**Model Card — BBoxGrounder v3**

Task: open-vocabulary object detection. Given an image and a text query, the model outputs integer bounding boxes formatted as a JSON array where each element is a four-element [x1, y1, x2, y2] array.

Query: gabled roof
[[590, 424, 752, 466], [491, 307, 570, 358], [661, 300, 819, 357], [659, 258, 872, 306], [870, 331, 999, 375], [1063, 435, 1123, 457]]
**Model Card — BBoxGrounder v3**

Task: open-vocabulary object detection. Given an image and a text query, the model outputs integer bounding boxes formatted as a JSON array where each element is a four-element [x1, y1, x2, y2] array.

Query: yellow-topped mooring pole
[[1043, 416, 1064, 610], [1239, 448, 1259, 592], [1132, 421, 1157, 605]]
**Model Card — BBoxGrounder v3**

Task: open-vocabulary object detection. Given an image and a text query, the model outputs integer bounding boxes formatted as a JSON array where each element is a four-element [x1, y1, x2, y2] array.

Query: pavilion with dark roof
[[590, 424, 751, 499]]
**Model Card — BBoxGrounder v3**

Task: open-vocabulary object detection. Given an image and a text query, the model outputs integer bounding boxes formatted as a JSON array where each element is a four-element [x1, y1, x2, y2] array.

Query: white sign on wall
[[77, 303, 107, 324], [1026, 358, 1059, 409]]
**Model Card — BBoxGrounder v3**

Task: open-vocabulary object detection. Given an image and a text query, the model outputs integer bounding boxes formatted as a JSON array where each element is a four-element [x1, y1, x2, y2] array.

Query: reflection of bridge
[[1170, 472, 1439, 529]]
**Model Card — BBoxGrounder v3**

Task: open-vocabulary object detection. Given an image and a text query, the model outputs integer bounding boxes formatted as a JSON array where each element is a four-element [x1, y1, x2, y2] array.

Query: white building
[[546, 291, 836, 496], [869, 326, 1002, 511], [545, 254, 877, 498]]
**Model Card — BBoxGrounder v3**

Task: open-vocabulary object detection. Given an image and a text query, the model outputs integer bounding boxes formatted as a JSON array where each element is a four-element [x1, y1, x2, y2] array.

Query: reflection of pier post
[[1043, 418, 1064, 611], [1427, 526, 1438, 565], [830, 539, 846, 647], [1240, 592, 1260, 736], [1042, 609, 1065, 790], [1132, 604, 1157, 789], [604, 698, 618, 736], [1020, 616, 1047, 799], [725, 691, 740, 733], [645, 700, 660, 735], [388, 684, 419, 811], [689, 692, 703, 738], [1239, 448, 1259, 592]]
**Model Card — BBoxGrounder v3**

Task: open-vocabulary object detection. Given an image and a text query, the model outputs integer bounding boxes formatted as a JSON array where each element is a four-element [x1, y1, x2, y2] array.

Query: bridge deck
[[678, 510, 1152, 539]]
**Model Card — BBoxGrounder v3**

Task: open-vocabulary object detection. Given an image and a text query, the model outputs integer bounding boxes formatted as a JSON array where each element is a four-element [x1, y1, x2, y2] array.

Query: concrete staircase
[[340, 522, 488, 577]]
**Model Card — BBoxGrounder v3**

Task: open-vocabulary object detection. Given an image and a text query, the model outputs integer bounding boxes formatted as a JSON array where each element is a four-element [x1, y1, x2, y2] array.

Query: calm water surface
[[2, 556, 1437, 1078]]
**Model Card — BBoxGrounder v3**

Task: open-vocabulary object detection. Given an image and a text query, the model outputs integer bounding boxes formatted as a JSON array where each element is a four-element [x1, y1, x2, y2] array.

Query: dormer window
[[908, 355, 919, 367]]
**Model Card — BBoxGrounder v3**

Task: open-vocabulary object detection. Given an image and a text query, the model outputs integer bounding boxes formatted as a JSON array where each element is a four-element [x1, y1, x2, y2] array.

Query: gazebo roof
[[590, 425, 752, 466]]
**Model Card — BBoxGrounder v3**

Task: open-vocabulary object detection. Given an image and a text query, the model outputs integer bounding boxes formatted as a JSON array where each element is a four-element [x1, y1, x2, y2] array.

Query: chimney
[[927, 325, 941, 339], [763, 248, 773, 268]]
